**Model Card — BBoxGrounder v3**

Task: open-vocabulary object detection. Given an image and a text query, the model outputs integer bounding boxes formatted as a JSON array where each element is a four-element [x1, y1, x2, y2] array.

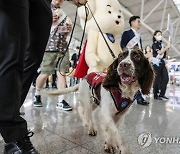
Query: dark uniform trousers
[[0, 0, 52, 143], [153, 62, 169, 97]]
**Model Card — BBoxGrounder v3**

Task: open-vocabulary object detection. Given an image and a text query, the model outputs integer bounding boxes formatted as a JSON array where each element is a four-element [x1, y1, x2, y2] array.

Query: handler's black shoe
[[4, 142, 22, 154], [17, 131, 39, 154]]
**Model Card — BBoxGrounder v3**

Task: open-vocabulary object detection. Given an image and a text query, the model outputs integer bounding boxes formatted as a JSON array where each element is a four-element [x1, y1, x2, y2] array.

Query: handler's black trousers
[[0, 0, 52, 143], [153, 62, 169, 97]]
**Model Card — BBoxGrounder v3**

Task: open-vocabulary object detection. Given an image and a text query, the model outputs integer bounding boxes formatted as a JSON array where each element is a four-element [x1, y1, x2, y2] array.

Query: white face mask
[[156, 35, 162, 41]]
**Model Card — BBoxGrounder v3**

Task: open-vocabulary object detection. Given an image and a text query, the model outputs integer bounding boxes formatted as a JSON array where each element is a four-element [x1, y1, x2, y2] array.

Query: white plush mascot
[[77, 0, 125, 74]]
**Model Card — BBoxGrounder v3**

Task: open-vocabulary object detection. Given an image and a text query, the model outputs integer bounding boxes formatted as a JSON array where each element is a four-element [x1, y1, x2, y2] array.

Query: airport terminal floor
[[1, 84, 180, 154]]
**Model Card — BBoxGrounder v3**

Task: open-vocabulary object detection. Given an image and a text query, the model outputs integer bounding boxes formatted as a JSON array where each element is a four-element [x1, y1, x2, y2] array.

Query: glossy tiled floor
[[1, 84, 180, 154]]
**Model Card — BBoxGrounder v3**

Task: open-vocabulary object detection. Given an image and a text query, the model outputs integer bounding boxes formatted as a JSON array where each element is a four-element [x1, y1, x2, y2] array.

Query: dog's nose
[[118, 15, 121, 19], [120, 62, 131, 69]]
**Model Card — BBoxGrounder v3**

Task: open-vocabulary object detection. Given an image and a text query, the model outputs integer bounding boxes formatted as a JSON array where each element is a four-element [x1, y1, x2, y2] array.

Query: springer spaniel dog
[[77, 47, 154, 154], [46, 47, 154, 154]]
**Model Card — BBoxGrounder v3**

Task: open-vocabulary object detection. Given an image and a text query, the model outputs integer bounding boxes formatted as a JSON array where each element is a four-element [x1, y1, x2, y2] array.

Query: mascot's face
[[78, 0, 125, 35], [96, 0, 125, 35]]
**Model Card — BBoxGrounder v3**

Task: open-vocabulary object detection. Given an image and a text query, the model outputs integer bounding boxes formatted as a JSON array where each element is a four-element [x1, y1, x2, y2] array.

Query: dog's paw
[[88, 129, 97, 136], [104, 142, 116, 153], [120, 149, 132, 154], [119, 146, 131, 154]]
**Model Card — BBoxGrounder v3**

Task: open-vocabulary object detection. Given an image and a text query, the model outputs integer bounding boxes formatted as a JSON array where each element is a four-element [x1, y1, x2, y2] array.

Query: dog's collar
[[110, 90, 134, 115]]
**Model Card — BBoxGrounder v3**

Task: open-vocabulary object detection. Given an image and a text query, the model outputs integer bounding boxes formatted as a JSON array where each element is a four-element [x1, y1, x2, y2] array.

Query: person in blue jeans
[[120, 16, 149, 105]]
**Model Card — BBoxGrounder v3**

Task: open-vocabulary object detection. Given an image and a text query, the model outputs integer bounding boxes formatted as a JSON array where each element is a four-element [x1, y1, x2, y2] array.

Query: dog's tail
[[43, 84, 79, 95]]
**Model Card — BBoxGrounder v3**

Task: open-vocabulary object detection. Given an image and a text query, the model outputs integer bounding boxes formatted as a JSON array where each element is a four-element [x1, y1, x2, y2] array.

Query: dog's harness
[[86, 72, 135, 115], [87, 72, 106, 105]]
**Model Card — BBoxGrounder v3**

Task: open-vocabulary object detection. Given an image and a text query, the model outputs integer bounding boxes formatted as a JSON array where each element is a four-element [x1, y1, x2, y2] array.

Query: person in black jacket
[[152, 30, 170, 100], [0, 0, 87, 153], [120, 16, 149, 106]]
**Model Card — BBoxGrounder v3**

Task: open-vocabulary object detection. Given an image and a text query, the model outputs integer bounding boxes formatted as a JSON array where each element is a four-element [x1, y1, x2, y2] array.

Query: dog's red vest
[[87, 72, 134, 115], [87, 72, 106, 89]]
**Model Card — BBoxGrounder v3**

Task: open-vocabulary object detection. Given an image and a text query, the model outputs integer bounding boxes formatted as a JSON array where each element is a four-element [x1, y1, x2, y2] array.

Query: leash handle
[[86, 3, 116, 59]]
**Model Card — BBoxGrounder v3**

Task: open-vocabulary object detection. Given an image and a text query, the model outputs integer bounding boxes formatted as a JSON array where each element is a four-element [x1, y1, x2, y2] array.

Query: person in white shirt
[[121, 16, 149, 106]]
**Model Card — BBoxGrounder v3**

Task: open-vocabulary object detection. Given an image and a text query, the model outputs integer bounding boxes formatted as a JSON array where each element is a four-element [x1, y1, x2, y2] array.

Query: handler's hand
[[72, 0, 87, 6]]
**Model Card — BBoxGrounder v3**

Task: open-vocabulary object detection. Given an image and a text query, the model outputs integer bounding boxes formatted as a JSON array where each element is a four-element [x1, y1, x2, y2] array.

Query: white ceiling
[[61, 0, 180, 59], [173, 0, 180, 12]]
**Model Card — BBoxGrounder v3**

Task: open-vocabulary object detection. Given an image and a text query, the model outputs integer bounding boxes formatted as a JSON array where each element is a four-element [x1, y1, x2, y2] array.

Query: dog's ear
[[139, 59, 154, 95], [102, 58, 120, 91]]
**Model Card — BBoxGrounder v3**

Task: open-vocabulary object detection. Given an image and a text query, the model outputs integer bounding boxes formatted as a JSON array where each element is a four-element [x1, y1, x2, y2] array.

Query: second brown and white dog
[[46, 47, 154, 154]]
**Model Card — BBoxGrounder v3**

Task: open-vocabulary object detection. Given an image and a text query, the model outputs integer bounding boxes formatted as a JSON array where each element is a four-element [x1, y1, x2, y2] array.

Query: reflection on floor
[[1, 85, 180, 154]]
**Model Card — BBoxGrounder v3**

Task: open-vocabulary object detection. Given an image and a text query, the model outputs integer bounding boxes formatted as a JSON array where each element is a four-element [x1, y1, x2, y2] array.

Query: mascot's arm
[[85, 30, 100, 67]]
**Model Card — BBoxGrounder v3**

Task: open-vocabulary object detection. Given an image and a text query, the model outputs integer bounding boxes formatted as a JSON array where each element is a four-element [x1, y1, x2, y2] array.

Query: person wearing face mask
[[152, 30, 171, 100]]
